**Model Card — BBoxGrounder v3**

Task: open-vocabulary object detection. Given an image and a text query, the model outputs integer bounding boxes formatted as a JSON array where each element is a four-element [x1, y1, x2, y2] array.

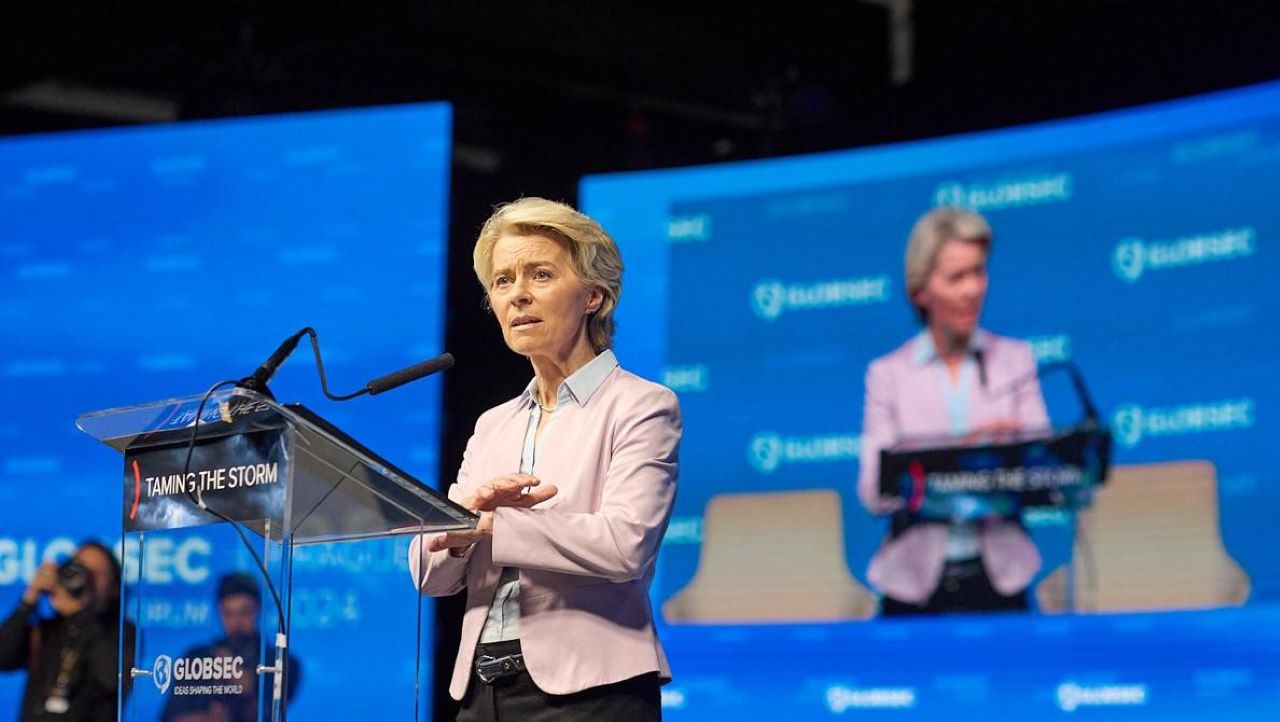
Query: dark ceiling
[[5, 1, 1278, 185]]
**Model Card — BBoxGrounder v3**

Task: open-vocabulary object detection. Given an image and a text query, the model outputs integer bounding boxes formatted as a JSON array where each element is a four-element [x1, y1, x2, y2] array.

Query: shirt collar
[[911, 328, 989, 366], [520, 349, 619, 409]]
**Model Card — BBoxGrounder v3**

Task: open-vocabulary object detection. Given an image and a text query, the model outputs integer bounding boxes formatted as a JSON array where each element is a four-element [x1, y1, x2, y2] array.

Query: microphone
[[1060, 361, 1101, 425], [973, 348, 988, 389], [982, 360, 1101, 425], [238, 328, 454, 402], [237, 329, 309, 398], [366, 353, 455, 395]]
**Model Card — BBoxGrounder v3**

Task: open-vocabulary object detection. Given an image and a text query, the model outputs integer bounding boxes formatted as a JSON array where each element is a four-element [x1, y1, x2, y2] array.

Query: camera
[[56, 559, 92, 599]]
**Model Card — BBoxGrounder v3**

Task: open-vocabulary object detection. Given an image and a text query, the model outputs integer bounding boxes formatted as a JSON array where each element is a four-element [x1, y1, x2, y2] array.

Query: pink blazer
[[857, 331, 1049, 604], [410, 366, 680, 699]]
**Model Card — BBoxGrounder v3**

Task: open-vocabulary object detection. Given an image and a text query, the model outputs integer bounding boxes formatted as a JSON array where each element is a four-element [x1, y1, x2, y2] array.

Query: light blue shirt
[[912, 330, 988, 561], [478, 349, 620, 643]]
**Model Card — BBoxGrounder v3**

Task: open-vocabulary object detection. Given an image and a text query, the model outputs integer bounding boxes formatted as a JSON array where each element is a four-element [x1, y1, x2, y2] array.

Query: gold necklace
[[534, 386, 557, 413]]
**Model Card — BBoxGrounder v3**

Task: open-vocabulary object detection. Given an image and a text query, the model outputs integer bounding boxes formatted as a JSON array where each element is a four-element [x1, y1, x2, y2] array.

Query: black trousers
[[880, 558, 1030, 616], [456, 640, 661, 722]]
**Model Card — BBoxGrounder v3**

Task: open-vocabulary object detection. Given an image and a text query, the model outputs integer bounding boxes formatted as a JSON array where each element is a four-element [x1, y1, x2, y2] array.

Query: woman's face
[[915, 239, 988, 339], [487, 233, 601, 361]]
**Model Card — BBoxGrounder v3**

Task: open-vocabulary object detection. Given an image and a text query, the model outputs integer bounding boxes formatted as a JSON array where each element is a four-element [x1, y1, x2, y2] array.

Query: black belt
[[942, 557, 984, 580], [940, 557, 984, 593], [475, 649, 526, 684], [476, 653, 525, 683]]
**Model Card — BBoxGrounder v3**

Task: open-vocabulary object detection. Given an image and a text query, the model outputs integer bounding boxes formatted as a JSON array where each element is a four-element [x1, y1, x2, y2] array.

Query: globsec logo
[[1112, 399, 1254, 448], [748, 433, 784, 474], [149, 652, 247, 696], [751, 281, 786, 321], [750, 276, 890, 321], [1112, 239, 1145, 283], [1111, 405, 1144, 448], [932, 173, 1072, 212], [1056, 682, 1147, 712], [825, 685, 916, 712], [175, 655, 245, 682], [1111, 227, 1255, 283], [153, 655, 173, 694], [0, 536, 212, 588], [932, 182, 967, 209], [747, 432, 860, 474]]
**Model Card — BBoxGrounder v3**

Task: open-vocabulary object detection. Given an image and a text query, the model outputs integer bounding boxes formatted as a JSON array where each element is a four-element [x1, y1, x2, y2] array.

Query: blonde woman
[[410, 198, 680, 720], [858, 207, 1049, 616]]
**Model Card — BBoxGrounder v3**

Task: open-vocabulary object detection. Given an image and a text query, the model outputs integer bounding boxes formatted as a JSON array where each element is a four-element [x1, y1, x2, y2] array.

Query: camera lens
[[57, 560, 91, 599]]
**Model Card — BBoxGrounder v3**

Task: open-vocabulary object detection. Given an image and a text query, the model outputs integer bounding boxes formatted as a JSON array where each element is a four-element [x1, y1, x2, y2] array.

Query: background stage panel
[[0, 103, 451, 719], [583, 80, 1280, 720]]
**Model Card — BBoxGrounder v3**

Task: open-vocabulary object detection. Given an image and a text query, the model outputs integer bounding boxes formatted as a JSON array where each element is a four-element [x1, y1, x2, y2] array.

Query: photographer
[[0, 541, 126, 722]]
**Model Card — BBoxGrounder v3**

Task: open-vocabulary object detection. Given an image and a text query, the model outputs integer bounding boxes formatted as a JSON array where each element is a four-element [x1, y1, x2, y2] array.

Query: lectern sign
[[123, 427, 289, 532], [879, 425, 1112, 521]]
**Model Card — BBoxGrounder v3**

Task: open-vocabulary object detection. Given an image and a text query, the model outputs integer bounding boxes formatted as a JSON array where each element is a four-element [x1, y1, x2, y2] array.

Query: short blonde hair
[[474, 197, 623, 351], [904, 206, 992, 323]]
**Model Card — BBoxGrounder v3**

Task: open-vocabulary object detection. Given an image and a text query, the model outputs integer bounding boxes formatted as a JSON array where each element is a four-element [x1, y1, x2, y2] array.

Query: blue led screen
[[583, 81, 1280, 720], [0, 104, 450, 719]]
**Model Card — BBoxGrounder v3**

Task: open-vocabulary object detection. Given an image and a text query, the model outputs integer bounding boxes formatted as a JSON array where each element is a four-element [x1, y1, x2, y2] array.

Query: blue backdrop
[[583, 81, 1280, 719], [0, 104, 451, 718]]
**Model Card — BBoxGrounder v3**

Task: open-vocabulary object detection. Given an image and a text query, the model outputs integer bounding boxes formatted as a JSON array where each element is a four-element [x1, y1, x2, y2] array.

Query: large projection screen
[[583, 81, 1280, 720]]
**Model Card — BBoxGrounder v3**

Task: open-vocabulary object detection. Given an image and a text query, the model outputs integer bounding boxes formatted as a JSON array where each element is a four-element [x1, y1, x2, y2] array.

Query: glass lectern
[[78, 388, 475, 721]]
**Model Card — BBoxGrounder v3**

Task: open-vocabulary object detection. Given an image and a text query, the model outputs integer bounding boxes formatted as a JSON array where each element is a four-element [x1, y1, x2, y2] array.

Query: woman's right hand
[[22, 562, 58, 606], [871, 495, 908, 516]]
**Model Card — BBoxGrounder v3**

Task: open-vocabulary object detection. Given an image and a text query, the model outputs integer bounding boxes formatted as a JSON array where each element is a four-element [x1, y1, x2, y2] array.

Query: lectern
[[879, 423, 1112, 612], [78, 387, 475, 721]]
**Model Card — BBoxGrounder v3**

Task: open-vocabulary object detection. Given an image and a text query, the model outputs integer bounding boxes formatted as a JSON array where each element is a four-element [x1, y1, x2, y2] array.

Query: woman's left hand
[[427, 475, 559, 554], [963, 419, 1021, 444], [427, 512, 495, 552]]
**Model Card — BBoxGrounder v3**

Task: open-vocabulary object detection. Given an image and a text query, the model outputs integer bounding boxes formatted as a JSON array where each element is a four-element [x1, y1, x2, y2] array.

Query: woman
[[857, 206, 1049, 616], [410, 197, 681, 720], [0, 541, 126, 722]]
